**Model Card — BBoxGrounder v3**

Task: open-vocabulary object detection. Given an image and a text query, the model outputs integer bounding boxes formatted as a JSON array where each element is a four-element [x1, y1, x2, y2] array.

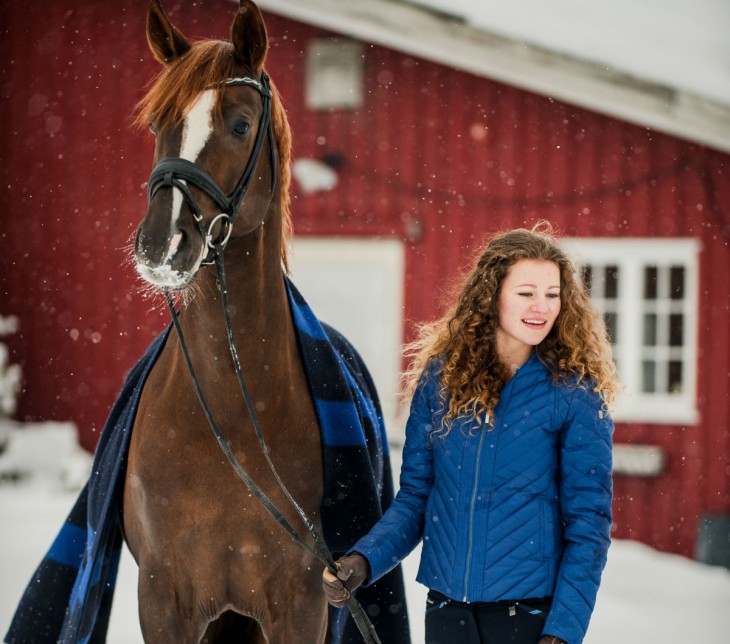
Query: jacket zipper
[[462, 424, 487, 601]]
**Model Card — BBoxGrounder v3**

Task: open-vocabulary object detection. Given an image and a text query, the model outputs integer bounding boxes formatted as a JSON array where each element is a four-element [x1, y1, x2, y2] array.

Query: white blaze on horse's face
[[137, 90, 216, 290], [171, 90, 216, 230]]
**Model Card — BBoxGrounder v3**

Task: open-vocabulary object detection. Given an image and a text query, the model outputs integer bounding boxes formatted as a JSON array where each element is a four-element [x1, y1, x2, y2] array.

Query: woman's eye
[[148, 121, 157, 135], [232, 120, 250, 137], [547, 293, 560, 299], [518, 292, 533, 297]]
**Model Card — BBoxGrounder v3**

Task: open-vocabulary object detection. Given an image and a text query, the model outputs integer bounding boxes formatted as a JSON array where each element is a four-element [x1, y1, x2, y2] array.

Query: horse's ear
[[231, 0, 268, 72], [146, 0, 191, 66]]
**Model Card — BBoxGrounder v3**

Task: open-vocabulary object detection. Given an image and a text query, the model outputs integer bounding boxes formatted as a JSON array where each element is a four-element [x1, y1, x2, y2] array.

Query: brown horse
[[122, 1, 328, 641]]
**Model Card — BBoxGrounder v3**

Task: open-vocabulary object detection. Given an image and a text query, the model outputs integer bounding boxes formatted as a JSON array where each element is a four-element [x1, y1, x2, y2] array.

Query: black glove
[[322, 553, 370, 607]]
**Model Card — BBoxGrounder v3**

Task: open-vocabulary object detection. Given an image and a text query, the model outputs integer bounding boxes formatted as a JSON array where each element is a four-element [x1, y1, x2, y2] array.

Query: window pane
[[668, 361, 683, 394], [670, 266, 685, 300], [604, 312, 618, 344], [559, 238, 697, 420], [644, 266, 658, 300], [604, 265, 619, 299], [643, 313, 657, 346], [642, 360, 656, 393], [582, 265, 592, 295], [669, 314, 684, 347]]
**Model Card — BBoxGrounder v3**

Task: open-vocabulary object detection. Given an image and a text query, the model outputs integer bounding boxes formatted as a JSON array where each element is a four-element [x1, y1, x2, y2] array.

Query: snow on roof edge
[[257, 0, 730, 154]]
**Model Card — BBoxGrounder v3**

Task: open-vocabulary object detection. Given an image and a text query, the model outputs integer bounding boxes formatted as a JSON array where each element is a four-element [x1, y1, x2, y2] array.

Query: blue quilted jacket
[[351, 353, 613, 644]]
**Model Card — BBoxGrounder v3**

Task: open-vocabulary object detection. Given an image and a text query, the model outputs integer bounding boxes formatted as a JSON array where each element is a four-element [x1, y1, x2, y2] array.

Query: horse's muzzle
[[134, 225, 206, 291]]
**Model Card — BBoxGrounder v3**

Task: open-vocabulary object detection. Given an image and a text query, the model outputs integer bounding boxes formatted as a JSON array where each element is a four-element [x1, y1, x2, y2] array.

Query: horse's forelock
[[135, 40, 236, 133], [135, 38, 293, 272]]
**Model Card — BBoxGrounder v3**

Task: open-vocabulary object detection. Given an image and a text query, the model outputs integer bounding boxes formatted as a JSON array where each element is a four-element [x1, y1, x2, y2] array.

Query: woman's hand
[[321, 553, 370, 607], [539, 636, 568, 644]]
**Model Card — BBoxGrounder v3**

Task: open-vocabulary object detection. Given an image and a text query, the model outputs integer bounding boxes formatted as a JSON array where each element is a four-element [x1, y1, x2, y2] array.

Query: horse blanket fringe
[[5, 278, 410, 644]]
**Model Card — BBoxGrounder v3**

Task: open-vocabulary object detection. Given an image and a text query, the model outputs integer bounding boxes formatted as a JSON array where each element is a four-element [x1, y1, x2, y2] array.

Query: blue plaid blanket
[[6, 278, 410, 644]]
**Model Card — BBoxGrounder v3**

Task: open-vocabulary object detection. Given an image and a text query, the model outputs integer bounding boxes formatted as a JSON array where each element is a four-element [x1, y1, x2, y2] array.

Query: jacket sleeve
[[348, 369, 437, 584], [543, 384, 613, 644]]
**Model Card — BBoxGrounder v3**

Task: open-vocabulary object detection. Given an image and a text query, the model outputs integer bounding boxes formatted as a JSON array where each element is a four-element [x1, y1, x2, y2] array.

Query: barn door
[[288, 237, 405, 439]]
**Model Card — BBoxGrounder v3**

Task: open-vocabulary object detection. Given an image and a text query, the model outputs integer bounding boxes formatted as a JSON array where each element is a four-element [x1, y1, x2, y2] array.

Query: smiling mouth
[[522, 319, 547, 328]]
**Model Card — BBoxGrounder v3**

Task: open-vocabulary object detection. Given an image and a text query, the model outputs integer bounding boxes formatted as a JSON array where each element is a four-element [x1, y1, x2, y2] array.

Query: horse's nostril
[[134, 231, 153, 265]]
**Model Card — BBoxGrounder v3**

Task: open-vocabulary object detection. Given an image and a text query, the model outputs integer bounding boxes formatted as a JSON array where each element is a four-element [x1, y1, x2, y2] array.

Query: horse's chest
[[125, 356, 323, 553]]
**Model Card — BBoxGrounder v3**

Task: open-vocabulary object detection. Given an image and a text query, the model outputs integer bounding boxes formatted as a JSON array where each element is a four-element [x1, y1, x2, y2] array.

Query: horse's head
[[134, 0, 291, 291]]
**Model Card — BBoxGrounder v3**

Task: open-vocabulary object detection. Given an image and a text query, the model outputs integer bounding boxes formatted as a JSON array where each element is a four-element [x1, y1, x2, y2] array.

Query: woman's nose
[[531, 297, 549, 312]]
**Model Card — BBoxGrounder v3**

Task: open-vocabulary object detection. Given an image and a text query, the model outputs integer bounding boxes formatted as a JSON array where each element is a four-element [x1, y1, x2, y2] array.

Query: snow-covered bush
[[0, 422, 92, 489], [0, 315, 22, 418]]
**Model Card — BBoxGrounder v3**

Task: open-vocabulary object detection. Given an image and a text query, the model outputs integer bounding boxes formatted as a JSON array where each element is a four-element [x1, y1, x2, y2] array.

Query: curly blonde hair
[[403, 222, 619, 432]]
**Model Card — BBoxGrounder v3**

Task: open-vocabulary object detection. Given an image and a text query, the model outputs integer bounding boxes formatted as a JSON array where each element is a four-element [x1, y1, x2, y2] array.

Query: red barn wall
[[1, 1, 728, 558]]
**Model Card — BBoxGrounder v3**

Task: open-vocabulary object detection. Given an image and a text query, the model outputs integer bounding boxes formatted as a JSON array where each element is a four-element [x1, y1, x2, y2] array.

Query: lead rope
[[164, 243, 381, 644]]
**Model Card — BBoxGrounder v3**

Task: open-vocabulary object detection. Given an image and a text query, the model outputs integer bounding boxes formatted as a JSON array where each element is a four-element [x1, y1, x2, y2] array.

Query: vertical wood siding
[[1, 2, 728, 558]]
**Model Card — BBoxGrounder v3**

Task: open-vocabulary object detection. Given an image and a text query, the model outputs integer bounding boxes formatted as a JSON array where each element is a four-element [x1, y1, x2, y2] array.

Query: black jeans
[[425, 590, 552, 644]]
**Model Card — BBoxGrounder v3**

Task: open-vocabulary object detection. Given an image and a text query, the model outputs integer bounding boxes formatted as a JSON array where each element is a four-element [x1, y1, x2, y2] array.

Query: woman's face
[[496, 259, 561, 360]]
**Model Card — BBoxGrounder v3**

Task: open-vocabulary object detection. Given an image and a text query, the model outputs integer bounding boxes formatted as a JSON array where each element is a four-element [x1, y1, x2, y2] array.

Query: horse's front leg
[[135, 562, 210, 644], [256, 563, 329, 644]]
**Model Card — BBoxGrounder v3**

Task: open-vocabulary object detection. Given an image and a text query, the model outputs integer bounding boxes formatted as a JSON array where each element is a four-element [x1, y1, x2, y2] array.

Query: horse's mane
[[134, 39, 293, 272]]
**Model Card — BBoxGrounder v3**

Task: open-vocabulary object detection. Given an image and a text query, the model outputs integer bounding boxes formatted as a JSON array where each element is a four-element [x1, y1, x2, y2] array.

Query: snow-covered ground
[[2, 421, 729, 643]]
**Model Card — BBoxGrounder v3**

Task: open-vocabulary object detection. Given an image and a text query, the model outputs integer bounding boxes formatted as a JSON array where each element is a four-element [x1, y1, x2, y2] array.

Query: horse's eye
[[233, 120, 250, 137]]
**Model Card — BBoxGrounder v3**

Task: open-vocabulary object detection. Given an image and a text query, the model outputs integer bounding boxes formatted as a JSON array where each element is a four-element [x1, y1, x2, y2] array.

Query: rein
[[152, 72, 381, 644]]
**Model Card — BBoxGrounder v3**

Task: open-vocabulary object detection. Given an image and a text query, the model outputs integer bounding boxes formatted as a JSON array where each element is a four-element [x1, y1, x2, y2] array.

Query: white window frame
[[305, 39, 364, 110], [561, 238, 700, 425]]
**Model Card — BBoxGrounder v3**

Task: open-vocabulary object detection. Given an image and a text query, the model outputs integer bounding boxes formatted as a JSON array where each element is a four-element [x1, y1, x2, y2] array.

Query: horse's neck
[[177, 221, 294, 374]]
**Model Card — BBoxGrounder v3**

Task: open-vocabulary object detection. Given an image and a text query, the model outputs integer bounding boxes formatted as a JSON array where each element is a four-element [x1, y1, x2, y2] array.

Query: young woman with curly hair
[[323, 223, 618, 644]]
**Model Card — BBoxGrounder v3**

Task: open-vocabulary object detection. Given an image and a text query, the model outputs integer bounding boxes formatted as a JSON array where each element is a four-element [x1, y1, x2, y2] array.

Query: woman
[[323, 224, 618, 644]]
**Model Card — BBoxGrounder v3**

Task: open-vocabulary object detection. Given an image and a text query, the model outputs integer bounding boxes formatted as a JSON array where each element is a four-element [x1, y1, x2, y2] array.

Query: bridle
[[145, 71, 381, 643], [146, 73, 276, 264]]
